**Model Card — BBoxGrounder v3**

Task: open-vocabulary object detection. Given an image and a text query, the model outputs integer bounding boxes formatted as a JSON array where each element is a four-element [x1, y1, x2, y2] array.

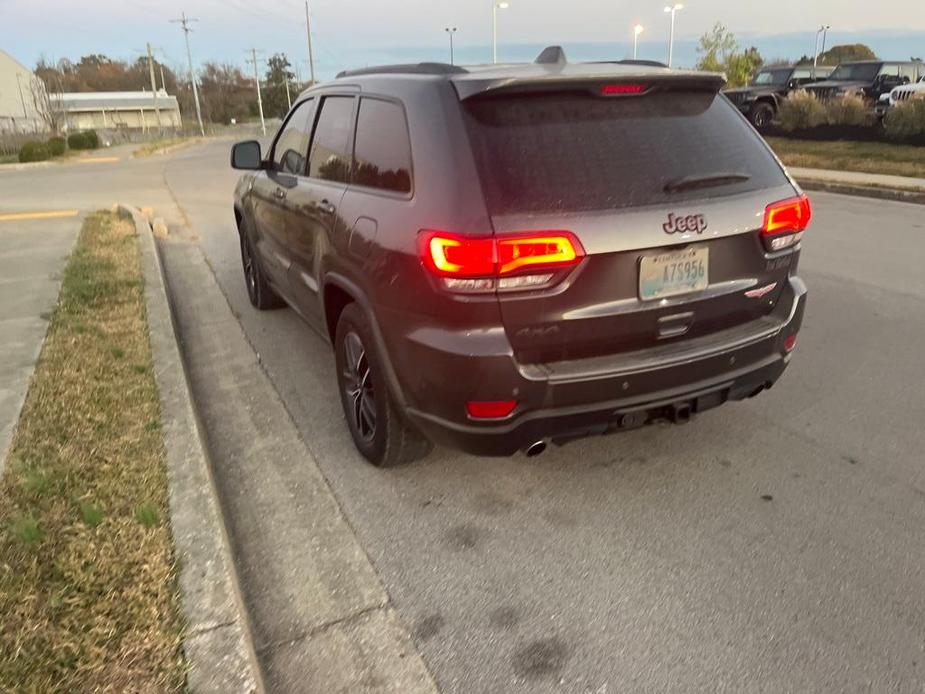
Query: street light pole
[[492, 1, 509, 64], [445, 27, 457, 65], [633, 24, 644, 60], [819, 25, 831, 63], [663, 4, 683, 68], [246, 48, 266, 136]]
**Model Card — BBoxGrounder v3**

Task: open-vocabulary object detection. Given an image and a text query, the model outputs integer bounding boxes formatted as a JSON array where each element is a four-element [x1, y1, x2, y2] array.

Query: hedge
[[67, 130, 100, 150], [47, 136, 66, 157], [18, 142, 51, 163]]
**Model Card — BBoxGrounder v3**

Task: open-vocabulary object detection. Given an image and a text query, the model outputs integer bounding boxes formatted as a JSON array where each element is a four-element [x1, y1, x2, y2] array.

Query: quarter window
[[353, 98, 413, 194], [272, 99, 313, 174], [308, 96, 355, 183]]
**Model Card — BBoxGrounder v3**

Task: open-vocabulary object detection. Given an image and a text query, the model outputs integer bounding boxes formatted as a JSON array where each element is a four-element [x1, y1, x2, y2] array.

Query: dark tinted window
[[353, 99, 412, 194], [308, 96, 354, 183], [830, 63, 880, 81], [463, 90, 787, 215], [272, 99, 313, 174]]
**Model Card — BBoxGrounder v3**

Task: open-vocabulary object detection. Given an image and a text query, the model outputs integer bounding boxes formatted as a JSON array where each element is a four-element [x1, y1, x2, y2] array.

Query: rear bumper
[[400, 277, 807, 456]]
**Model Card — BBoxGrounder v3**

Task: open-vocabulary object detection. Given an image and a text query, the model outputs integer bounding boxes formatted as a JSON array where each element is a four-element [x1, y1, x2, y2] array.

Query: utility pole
[[146, 43, 162, 131], [171, 12, 205, 136], [305, 2, 316, 85], [284, 77, 292, 110], [246, 49, 267, 136]]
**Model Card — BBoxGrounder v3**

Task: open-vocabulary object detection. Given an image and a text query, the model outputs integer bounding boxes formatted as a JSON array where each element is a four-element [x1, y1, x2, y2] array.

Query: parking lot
[[3, 140, 925, 691]]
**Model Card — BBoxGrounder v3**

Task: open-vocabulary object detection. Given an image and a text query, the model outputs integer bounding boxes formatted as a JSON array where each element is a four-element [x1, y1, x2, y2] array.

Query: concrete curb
[[122, 204, 263, 693], [796, 178, 925, 205]]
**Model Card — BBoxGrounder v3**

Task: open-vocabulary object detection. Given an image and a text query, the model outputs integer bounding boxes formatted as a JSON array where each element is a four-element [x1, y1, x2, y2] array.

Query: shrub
[[47, 136, 66, 157], [884, 99, 925, 141], [67, 130, 100, 150], [824, 93, 873, 127], [18, 141, 51, 163], [779, 90, 825, 131]]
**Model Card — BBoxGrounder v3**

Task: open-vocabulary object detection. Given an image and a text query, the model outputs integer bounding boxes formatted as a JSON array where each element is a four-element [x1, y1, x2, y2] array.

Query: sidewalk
[[0, 211, 80, 470], [790, 167, 925, 203]]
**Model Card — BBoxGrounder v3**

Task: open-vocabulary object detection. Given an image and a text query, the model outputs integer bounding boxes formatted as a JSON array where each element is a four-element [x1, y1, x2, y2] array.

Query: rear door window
[[352, 98, 413, 194], [308, 96, 355, 183], [463, 90, 787, 215]]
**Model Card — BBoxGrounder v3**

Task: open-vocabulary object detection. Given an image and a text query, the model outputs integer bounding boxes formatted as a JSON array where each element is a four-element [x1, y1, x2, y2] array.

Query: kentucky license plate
[[639, 247, 709, 301]]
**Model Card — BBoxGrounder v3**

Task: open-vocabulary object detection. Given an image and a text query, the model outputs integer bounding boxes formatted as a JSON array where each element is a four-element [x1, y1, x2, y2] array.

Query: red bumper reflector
[[784, 334, 798, 352], [466, 400, 517, 419]]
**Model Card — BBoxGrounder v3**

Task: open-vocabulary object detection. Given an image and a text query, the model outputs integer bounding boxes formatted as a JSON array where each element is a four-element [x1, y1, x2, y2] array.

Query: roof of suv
[[331, 48, 726, 101]]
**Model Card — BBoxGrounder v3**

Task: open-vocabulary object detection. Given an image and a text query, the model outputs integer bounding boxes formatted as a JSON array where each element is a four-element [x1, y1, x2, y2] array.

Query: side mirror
[[231, 140, 263, 170]]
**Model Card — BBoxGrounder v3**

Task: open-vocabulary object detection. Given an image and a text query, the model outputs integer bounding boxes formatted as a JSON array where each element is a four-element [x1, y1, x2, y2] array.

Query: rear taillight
[[419, 231, 584, 293], [761, 195, 812, 252]]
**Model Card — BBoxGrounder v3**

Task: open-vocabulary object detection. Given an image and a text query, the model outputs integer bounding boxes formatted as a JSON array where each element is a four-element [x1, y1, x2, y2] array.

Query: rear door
[[285, 95, 355, 327], [461, 86, 800, 364]]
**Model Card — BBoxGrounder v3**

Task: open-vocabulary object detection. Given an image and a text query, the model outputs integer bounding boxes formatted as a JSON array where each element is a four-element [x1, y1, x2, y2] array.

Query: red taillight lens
[[784, 334, 798, 352], [419, 231, 583, 288], [601, 84, 647, 95], [763, 195, 812, 236], [423, 233, 495, 277], [496, 233, 582, 275], [466, 400, 517, 419]]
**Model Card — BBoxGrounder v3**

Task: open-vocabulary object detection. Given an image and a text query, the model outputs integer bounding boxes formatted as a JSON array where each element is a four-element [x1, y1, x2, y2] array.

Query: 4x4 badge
[[663, 213, 707, 235]]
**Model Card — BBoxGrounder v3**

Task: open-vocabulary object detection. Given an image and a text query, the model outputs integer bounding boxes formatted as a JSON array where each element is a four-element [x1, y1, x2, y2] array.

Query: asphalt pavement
[[3, 140, 924, 692]]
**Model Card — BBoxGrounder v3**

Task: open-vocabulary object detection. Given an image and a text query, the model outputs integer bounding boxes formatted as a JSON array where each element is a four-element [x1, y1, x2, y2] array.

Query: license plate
[[639, 247, 709, 301]]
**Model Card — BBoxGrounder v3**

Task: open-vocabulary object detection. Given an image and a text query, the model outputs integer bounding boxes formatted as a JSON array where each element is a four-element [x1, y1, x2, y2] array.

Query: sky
[[3, 0, 925, 81]]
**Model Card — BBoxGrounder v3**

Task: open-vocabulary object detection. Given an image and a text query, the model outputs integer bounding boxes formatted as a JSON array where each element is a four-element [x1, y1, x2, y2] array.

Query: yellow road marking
[[76, 157, 120, 164], [0, 210, 80, 222]]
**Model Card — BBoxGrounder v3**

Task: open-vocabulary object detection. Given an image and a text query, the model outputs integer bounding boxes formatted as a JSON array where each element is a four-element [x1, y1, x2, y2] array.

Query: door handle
[[318, 199, 336, 215], [273, 187, 287, 200]]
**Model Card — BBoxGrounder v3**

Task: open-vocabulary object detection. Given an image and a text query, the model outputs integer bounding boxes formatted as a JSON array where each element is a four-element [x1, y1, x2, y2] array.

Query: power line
[[170, 11, 205, 136]]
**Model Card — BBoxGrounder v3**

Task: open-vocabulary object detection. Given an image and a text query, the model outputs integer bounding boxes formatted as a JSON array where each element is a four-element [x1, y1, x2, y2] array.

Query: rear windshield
[[463, 90, 787, 215]]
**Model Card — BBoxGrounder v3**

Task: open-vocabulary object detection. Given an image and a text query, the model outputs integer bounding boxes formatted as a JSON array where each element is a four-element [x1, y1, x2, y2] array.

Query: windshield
[[829, 63, 882, 82], [752, 69, 791, 86]]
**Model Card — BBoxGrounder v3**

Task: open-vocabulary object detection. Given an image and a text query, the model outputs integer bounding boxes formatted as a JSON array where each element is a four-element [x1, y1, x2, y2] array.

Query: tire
[[334, 303, 432, 467], [750, 101, 775, 130], [239, 221, 284, 310]]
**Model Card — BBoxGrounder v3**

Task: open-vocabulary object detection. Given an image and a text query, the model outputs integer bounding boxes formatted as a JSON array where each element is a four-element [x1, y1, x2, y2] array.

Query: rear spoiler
[[452, 71, 727, 101]]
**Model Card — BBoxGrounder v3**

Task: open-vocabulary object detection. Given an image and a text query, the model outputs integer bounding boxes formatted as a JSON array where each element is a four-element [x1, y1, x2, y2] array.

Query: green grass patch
[[766, 137, 925, 179], [0, 153, 18, 165], [0, 211, 186, 691]]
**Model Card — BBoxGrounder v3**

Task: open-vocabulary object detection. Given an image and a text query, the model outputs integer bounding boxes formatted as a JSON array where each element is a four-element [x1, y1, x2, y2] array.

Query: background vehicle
[[724, 64, 833, 129], [804, 60, 923, 102], [230, 48, 809, 466]]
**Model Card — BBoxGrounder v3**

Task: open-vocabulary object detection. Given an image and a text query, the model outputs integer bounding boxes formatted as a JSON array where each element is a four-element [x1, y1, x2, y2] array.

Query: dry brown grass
[[0, 211, 186, 692]]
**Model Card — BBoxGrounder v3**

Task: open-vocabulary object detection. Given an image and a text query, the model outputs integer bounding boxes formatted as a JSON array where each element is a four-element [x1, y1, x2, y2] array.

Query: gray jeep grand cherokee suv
[[231, 48, 810, 466]]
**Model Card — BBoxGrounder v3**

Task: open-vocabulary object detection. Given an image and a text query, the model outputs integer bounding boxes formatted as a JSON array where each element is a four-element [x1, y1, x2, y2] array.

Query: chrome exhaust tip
[[524, 440, 548, 457]]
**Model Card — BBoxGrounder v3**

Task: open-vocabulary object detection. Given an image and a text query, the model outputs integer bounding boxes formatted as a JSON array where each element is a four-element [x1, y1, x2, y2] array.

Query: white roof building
[[52, 90, 182, 132], [0, 49, 46, 133]]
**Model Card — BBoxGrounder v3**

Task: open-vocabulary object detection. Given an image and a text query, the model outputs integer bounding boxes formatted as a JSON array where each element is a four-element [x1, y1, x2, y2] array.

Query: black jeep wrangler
[[724, 65, 834, 129], [804, 60, 924, 103]]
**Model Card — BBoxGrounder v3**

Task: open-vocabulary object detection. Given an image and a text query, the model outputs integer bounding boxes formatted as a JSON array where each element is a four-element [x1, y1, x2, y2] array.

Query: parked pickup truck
[[804, 60, 924, 103], [724, 65, 833, 129]]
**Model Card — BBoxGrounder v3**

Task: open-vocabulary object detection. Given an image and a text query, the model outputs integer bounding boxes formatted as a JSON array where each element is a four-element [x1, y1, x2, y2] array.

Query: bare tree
[[29, 74, 62, 134]]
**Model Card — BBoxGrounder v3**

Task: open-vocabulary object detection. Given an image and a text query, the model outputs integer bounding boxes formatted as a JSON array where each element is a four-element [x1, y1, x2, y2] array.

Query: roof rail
[[535, 46, 567, 65], [336, 62, 468, 79]]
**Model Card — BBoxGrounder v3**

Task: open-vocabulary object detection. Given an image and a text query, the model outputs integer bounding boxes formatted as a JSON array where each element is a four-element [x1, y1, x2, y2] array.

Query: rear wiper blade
[[664, 172, 751, 193]]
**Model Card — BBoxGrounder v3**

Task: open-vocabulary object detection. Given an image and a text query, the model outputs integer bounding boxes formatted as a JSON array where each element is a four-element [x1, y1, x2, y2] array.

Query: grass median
[[766, 137, 925, 179], [0, 211, 185, 690]]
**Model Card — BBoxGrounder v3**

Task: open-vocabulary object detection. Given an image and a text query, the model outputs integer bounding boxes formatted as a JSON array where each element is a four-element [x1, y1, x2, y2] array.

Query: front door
[[252, 99, 315, 293]]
